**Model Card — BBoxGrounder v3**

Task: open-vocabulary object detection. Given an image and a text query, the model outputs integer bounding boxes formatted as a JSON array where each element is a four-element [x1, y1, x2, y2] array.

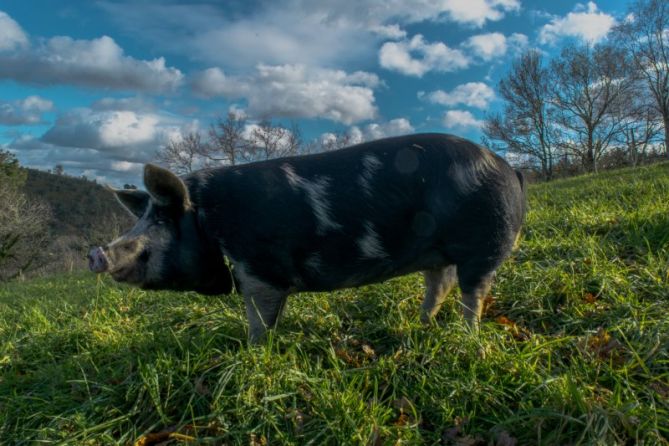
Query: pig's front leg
[[241, 287, 288, 343]]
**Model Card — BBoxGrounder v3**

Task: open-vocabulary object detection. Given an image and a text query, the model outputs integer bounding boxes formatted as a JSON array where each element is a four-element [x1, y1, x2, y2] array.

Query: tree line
[[156, 114, 355, 175], [483, 0, 669, 180]]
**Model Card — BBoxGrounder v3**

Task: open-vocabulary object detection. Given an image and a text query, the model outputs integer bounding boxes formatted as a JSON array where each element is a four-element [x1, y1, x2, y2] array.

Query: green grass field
[[1, 163, 668, 445]]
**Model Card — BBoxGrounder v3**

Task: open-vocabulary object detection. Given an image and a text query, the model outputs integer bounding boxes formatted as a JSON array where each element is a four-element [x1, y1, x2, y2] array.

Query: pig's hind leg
[[420, 265, 458, 323], [456, 261, 496, 330]]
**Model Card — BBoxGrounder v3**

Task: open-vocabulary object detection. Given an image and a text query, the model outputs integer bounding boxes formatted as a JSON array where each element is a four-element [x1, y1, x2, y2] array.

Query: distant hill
[[20, 169, 134, 272]]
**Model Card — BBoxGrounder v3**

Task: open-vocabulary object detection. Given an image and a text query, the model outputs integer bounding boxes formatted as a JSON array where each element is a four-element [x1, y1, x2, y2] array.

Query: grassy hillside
[[1, 163, 668, 445]]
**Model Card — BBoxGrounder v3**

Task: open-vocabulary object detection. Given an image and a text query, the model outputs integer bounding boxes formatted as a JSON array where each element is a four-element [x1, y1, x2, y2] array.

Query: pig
[[89, 133, 526, 342]]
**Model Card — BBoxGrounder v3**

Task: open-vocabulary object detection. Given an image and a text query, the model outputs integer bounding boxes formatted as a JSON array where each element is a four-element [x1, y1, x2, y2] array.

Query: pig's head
[[88, 164, 233, 295]]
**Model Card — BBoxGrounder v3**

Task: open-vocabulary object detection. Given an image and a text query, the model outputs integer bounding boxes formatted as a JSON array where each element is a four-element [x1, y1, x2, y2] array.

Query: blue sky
[[0, 0, 630, 185]]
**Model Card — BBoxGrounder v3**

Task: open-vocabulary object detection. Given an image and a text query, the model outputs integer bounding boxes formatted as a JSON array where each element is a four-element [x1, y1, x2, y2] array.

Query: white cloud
[[291, 0, 520, 27], [371, 24, 407, 40], [0, 12, 183, 93], [420, 82, 496, 109], [463, 32, 529, 61], [193, 64, 380, 124], [91, 96, 155, 112], [0, 11, 28, 51], [379, 34, 469, 76], [7, 104, 200, 185], [442, 110, 484, 130], [38, 107, 196, 164], [357, 118, 415, 141], [437, 0, 521, 27], [539, 2, 616, 45], [323, 118, 414, 146], [464, 32, 507, 61], [0, 95, 53, 125], [191, 68, 244, 98], [99, 0, 520, 71]]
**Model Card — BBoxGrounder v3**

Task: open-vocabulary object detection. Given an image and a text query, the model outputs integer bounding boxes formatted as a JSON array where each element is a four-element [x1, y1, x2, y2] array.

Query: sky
[[0, 0, 631, 186]]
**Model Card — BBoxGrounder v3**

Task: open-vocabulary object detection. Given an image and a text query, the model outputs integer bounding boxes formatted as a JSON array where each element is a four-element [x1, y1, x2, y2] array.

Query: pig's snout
[[88, 247, 109, 273]]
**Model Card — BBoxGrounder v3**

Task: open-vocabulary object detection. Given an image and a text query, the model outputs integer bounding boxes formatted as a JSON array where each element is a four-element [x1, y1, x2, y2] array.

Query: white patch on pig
[[358, 221, 388, 259], [281, 163, 341, 235], [281, 163, 301, 190], [357, 154, 382, 196]]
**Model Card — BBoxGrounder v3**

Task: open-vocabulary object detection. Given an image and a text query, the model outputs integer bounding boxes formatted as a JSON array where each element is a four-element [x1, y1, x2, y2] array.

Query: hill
[[0, 163, 668, 444], [20, 169, 133, 274]]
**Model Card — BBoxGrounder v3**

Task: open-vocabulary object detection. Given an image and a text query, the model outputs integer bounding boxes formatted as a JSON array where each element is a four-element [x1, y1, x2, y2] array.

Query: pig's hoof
[[420, 311, 437, 326]]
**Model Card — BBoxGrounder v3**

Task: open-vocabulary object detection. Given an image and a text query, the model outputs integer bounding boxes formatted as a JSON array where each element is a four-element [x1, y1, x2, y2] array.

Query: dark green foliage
[[0, 150, 27, 190]]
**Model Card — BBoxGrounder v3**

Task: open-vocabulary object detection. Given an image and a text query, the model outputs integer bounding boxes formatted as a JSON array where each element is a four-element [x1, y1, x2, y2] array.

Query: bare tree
[[207, 112, 248, 166], [245, 119, 302, 161], [613, 0, 669, 158], [615, 78, 663, 166], [156, 132, 205, 174], [483, 50, 559, 180], [551, 43, 635, 173], [318, 131, 355, 152], [157, 113, 307, 170], [0, 151, 51, 281]]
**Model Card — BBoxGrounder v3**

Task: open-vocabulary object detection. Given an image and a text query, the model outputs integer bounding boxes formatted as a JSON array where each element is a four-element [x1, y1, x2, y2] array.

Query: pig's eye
[[155, 219, 166, 226]]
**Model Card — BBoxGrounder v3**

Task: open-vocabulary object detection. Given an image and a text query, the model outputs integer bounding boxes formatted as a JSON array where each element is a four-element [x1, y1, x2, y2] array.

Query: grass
[[1, 162, 669, 445]]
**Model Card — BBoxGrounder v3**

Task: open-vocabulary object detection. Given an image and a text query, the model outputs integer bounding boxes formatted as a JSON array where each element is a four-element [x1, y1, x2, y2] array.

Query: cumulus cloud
[[0, 11, 28, 51], [192, 64, 380, 124], [381, 30, 527, 76], [291, 0, 520, 27], [91, 96, 156, 112], [420, 82, 496, 109], [371, 24, 407, 40], [463, 32, 527, 61], [99, 0, 520, 71], [321, 118, 414, 147], [539, 2, 616, 45], [435, 0, 521, 27], [7, 104, 199, 185], [379, 34, 469, 77], [442, 110, 484, 130], [354, 118, 415, 142], [0, 12, 183, 93], [0, 95, 53, 125]]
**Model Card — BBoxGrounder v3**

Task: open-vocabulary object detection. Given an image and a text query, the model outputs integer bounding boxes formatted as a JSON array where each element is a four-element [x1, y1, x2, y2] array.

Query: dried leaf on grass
[[392, 396, 418, 426], [583, 292, 597, 304], [442, 417, 485, 446], [577, 327, 625, 364], [134, 430, 196, 446], [495, 315, 531, 341], [133, 423, 223, 446], [249, 432, 268, 446], [334, 338, 377, 366], [482, 295, 495, 316], [285, 408, 307, 435]]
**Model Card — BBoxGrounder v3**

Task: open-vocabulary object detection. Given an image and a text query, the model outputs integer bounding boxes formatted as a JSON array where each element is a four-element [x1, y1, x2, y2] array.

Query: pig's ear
[[114, 189, 150, 218], [143, 164, 191, 211]]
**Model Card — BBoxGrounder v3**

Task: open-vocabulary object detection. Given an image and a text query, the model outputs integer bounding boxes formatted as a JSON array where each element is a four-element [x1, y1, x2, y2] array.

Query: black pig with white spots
[[89, 133, 526, 342]]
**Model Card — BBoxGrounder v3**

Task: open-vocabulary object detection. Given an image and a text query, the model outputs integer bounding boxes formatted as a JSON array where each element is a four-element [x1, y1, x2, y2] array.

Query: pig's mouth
[[88, 246, 145, 284]]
